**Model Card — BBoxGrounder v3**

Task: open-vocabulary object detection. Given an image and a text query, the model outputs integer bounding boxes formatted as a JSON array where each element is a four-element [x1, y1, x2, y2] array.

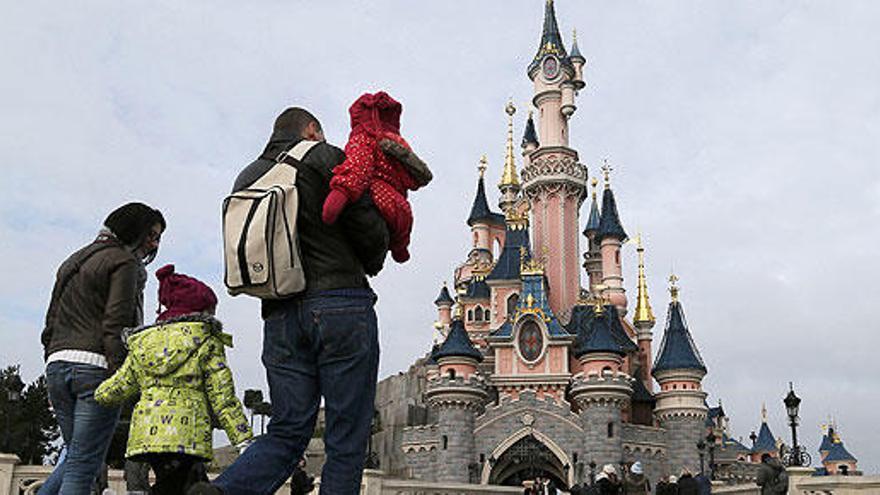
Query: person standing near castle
[[39, 202, 166, 494], [189, 107, 390, 495]]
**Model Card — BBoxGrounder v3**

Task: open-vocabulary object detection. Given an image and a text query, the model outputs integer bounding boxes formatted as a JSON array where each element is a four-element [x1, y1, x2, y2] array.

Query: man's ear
[[304, 121, 324, 141]]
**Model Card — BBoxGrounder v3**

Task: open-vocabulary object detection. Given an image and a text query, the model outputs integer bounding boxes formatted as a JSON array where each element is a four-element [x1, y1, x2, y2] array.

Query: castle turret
[[652, 276, 708, 472], [570, 299, 633, 468], [434, 282, 454, 327], [749, 404, 779, 462], [521, 112, 539, 159], [521, 0, 588, 317], [632, 234, 656, 392], [568, 29, 586, 90], [426, 303, 487, 483], [486, 209, 530, 326], [498, 101, 521, 214], [821, 426, 859, 475], [596, 164, 629, 315], [582, 178, 603, 293]]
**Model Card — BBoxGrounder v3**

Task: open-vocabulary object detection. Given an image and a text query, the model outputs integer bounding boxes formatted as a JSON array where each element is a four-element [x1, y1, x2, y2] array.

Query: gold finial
[[572, 28, 578, 44], [500, 99, 520, 188], [761, 403, 768, 422], [601, 159, 613, 189], [633, 233, 656, 326], [453, 287, 467, 320], [593, 284, 608, 316], [519, 246, 545, 275], [668, 272, 680, 302], [478, 155, 488, 178], [526, 293, 536, 308]]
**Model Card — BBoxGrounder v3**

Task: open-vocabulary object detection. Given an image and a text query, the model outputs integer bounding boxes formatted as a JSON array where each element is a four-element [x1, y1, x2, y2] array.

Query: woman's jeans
[[216, 288, 380, 495], [39, 361, 120, 495]]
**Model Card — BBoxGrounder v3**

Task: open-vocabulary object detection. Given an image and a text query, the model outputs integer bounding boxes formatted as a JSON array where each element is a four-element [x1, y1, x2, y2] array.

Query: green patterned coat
[[95, 315, 252, 460]]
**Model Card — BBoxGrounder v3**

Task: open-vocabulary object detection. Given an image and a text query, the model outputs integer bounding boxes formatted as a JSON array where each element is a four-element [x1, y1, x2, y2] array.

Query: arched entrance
[[487, 433, 569, 489]]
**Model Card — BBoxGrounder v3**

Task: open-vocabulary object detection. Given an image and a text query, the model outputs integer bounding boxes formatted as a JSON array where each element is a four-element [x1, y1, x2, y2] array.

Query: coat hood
[[349, 91, 402, 136], [125, 313, 232, 377]]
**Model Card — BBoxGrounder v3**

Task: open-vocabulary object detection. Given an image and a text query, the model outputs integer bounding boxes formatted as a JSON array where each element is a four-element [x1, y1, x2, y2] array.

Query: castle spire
[[499, 100, 521, 214], [633, 233, 656, 326], [528, 0, 570, 77], [521, 111, 539, 150], [500, 100, 519, 188], [467, 155, 504, 228]]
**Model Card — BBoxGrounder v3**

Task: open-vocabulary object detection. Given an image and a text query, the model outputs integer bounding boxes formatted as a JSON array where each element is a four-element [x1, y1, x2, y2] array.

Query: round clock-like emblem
[[542, 55, 560, 80], [518, 320, 543, 362]]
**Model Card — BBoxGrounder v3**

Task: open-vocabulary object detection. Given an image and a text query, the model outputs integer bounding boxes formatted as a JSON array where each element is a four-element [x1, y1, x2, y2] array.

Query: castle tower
[[498, 101, 521, 214], [521, 0, 588, 316], [468, 157, 506, 259], [426, 304, 488, 483], [570, 299, 633, 468], [652, 276, 708, 472], [596, 164, 629, 315], [582, 178, 603, 293], [434, 282, 454, 328], [749, 404, 779, 462], [632, 234, 656, 392], [486, 209, 530, 327]]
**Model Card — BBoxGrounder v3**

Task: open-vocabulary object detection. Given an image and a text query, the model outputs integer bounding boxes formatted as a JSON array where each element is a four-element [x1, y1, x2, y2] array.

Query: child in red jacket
[[321, 91, 431, 263]]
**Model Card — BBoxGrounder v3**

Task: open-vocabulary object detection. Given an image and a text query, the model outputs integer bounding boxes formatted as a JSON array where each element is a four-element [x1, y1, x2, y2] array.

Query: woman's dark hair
[[104, 202, 166, 245]]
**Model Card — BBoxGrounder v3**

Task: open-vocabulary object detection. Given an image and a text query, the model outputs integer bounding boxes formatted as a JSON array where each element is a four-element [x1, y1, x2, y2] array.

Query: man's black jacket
[[234, 134, 389, 314]]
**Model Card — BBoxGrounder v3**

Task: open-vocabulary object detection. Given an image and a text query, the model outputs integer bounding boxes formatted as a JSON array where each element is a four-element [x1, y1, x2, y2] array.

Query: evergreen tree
[[0, 365, 61, 464]]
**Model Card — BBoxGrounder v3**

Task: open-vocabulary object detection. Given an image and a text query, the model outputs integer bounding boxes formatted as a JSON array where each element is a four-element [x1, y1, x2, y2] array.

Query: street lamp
[[696, 439, 707, 475], [4, 375, 24, 453], [705, 431, 717, 480], [783, 382, 806, 467]]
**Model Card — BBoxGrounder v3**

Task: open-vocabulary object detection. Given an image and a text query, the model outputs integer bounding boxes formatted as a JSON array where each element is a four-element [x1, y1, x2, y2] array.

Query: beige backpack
[[223, 140, 318, 299]]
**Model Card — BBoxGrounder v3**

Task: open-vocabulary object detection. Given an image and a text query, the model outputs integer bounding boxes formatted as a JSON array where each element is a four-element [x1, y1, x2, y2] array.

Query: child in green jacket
[[96, 264, 252, 495]]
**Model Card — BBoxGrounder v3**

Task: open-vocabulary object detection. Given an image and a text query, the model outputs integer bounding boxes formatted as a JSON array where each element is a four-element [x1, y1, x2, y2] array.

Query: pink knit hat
[[155, 264, 217, 322]]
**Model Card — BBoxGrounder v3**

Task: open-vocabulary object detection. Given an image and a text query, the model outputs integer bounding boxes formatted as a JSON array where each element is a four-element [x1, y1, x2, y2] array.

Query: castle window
[[507, 293, 520, 320], [485, 309, 491, 321], [448, 369, 456, 379], [475, 306, 484, 321], [442, 435, 448, 450], [468, 309, 474, 321], [673, 384, 677, 390], [480, 454, 485, 464], [615, 250, 620, 265], [607, 422, 614, 438]]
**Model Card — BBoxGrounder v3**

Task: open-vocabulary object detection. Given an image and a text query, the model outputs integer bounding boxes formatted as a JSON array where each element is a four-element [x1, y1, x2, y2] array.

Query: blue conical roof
[[596, 187, 628, 241], [571, 304, 633, 358], [522, 114, 539, 148], [528, 0, 572, 76], [434, 319, 483, 362], [464, 278, 490, 299], [583, 193, 601, 234], [569, 36, 585, 61], [824, 441, 857, 463], [468, 175, 505, 226], [819, 432, 834, 453], [487, 224, 531, 281], [434, 285, 454, 306], [652, 300, 707, 374], [753, 422, 777, 452]]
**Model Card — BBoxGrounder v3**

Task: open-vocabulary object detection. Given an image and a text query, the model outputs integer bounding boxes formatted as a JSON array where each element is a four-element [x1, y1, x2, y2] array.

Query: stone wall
[[436, 406, 477, 483], [579, 403, 624, 470], [621, 423, 668, 484], [660, 415, 704, 475], [373, 356, 432, 477]]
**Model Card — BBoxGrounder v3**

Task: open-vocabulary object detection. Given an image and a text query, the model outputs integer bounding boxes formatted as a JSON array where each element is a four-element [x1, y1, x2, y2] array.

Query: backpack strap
[[276, 140, 320, 165]]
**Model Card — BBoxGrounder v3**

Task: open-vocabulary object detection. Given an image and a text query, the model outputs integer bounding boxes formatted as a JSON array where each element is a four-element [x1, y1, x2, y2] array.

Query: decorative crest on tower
[[519, 246, 545, 275], [669, 273, 680, 302], [478, 155, 488, 178], [601, 159, 613, 189]]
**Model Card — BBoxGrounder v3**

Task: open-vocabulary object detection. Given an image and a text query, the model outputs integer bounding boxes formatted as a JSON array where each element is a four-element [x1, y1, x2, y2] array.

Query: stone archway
[[483, 428, 573, 489]]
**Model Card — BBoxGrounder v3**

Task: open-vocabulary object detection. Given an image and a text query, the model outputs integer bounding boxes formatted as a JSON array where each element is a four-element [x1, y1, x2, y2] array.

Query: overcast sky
[[2, 0, 878, 473]]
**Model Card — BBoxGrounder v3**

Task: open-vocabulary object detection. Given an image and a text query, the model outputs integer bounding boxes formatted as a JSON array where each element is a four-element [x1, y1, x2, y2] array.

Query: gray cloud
[[1, 1, 877, 472]]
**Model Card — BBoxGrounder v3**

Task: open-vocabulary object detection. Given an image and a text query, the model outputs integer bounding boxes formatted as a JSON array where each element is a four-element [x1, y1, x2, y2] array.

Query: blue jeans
[[40, 361, 120, 495], [216, 288, 380, 495]]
